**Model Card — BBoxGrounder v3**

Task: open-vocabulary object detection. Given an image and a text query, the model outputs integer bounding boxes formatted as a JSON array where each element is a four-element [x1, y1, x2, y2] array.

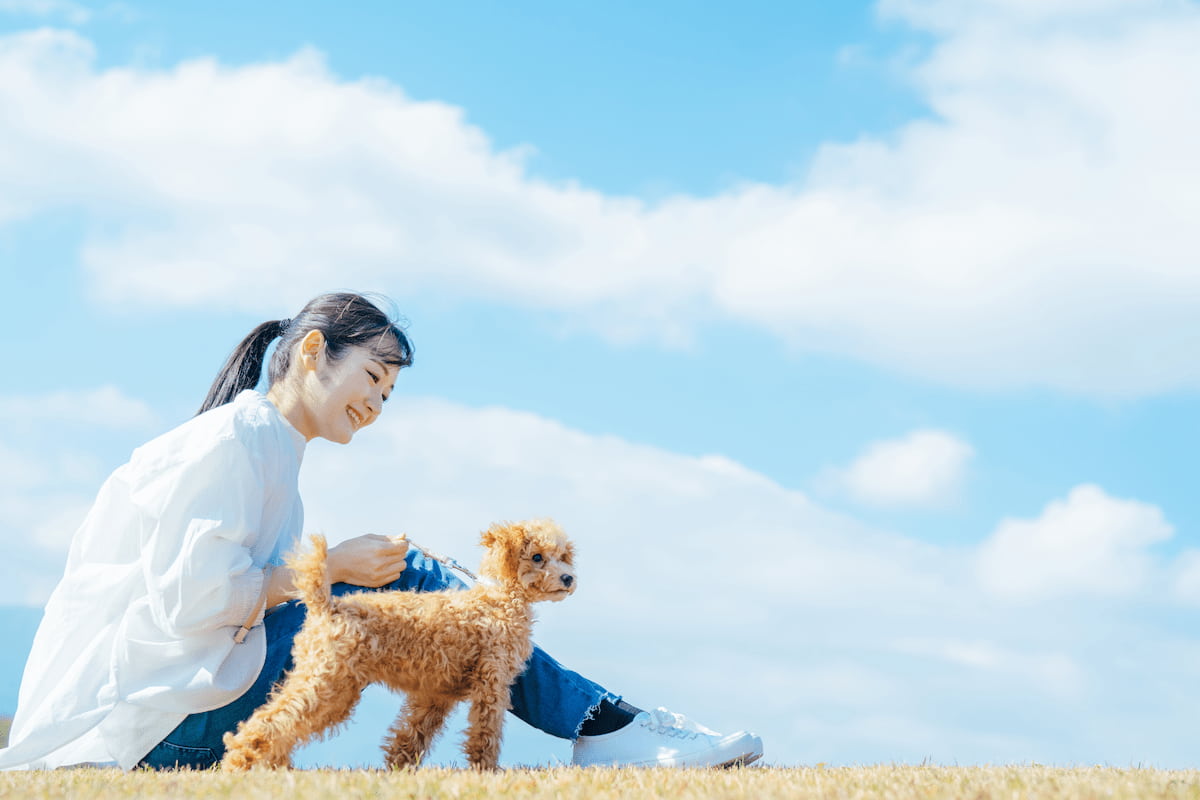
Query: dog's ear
[[480, 522, 511, 549], [480, 521, 529, 582], [480, 526, 496, 548]]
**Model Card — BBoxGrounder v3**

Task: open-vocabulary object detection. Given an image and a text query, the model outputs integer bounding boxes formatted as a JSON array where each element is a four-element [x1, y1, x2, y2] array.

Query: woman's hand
[[326, 534, 410, 587]]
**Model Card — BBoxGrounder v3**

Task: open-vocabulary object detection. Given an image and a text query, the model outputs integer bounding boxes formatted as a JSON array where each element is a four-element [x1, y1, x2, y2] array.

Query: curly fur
[[220, 518, 576, 771]]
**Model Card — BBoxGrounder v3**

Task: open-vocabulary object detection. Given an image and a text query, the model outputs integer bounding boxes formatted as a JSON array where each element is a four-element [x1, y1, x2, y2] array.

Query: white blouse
[[0, 390, 306, 770]]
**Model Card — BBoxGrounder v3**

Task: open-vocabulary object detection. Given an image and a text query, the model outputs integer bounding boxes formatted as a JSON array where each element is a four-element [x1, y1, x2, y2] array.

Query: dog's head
[[479, 519, 576, 602]]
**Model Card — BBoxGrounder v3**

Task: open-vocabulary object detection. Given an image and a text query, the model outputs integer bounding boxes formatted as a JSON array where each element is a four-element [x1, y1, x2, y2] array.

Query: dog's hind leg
[[383, 696, 455, 768], [221, 657, 366, 770]]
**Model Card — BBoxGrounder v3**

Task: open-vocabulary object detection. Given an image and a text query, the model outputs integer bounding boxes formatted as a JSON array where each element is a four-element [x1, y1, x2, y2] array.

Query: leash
[[391, 534, 480, 583]]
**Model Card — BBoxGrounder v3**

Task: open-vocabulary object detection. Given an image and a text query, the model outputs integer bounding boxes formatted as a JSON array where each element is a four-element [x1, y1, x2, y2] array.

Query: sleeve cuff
[[220, 567, 267, 629]]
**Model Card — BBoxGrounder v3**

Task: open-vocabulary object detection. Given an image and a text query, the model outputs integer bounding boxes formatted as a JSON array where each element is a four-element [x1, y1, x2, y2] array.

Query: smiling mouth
[[346, 407, 365, 429]]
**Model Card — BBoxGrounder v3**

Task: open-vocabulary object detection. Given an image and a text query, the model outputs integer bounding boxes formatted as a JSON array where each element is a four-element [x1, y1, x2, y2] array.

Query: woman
[[0, 292, 763, 770]]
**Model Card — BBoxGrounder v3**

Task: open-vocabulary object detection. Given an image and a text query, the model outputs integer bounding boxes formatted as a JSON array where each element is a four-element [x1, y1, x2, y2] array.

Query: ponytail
[[196, 293, 413, 417], [196, 320, 289, 415]]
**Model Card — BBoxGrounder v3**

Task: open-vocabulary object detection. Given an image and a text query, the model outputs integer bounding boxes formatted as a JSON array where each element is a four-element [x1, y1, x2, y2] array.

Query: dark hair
[[197, 292, 414, 415]]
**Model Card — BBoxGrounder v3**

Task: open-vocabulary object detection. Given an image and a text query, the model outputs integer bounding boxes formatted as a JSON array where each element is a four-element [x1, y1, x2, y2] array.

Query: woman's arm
[[262, 535, 410, 607], [136, 436, 273, 639], [263, 564, 296, 608]]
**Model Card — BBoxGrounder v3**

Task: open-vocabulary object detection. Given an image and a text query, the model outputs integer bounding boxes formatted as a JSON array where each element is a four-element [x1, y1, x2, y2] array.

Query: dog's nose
[[561, 574, 574, 588]]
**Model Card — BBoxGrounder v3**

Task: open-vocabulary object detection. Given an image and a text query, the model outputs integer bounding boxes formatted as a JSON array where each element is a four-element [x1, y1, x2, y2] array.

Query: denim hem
[[572, 692, 623, 740]]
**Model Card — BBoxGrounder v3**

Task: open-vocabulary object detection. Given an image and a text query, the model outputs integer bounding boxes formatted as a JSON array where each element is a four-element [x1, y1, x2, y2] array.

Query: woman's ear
[[299, 329, 326, 371]]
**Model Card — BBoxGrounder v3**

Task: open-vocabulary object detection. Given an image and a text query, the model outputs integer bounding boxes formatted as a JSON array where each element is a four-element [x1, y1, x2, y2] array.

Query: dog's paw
[[220, 731, 273, 771], [219, 748, 253, 772]]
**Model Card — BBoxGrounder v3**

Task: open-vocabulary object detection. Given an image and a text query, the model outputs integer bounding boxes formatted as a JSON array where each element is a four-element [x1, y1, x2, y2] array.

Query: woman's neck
[[266, 384, 316, 441]]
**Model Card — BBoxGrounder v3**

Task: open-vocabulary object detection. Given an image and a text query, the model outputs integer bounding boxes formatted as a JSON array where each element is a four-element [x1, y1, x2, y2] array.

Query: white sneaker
[[572, 707, 764, 768]]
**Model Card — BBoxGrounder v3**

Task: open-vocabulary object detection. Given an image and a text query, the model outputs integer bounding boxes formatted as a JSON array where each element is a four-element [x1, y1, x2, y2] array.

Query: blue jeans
[[138, 548, 613, 769]]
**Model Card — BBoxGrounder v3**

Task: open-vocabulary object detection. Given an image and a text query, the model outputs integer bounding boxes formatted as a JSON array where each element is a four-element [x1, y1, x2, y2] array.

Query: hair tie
[[278, 318, 292, 336]]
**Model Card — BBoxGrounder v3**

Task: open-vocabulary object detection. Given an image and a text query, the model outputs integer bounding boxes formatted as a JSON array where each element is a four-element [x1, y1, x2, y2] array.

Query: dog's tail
[[287, 533, 334, 616]]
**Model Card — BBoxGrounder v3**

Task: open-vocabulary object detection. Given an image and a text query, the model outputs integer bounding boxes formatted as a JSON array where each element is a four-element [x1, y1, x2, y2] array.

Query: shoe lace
[[640, 707, 720, 740]]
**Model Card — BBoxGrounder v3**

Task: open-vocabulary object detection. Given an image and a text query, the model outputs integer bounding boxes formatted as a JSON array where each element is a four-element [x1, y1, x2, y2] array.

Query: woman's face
[[301, 339, 399, 444]]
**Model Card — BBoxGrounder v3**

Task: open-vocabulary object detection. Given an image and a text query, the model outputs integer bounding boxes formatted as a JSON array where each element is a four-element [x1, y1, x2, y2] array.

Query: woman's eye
[[532, 553, 544, 564], [367, 370, 379, 383]]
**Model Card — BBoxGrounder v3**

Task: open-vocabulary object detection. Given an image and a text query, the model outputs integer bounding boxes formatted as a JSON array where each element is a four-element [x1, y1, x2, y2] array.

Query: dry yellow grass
[[0, 765, 1198, 800]]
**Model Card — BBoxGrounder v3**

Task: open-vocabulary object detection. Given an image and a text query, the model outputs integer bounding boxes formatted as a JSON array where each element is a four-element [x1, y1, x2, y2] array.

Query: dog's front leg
[[462, 686, 508, 770], [383, 696, 455, 769]]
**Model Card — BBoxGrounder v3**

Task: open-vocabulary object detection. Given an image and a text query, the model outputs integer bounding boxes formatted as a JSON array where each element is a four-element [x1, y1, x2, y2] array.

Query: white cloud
[[0, 0, 91, 25], [1170, 548, 1200, 606], [0, 445, 101, 554], [819, 429, 973, 508], [893, 637, 1084, 698], [0, 385, 157, 430], [2, 3, 1200, 395], [0, 440, 97, 601], [976, 484, 1173, 601], [0, 386, 151, 562], [878, 0, 1159, 31]]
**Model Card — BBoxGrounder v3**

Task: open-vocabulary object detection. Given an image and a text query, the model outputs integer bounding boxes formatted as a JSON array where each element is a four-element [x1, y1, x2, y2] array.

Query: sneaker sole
[[715, 734, 764, 769], [718, 750, 763, 768], [609, 736, 764, 769], [572, 730, 765, 769], [573, 749, 764, 769]]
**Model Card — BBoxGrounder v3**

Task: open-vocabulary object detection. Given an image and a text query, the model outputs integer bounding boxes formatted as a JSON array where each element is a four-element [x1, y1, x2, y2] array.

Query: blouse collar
[[238, 390, 307, 462]]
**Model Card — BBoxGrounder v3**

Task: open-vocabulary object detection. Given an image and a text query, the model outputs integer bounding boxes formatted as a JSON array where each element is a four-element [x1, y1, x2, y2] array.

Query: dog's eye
[[532, 553, 544, 564]]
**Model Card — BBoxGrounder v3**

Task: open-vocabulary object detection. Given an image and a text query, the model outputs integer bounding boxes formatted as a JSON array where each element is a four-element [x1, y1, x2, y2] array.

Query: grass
[[1, 765, 1199, 799]]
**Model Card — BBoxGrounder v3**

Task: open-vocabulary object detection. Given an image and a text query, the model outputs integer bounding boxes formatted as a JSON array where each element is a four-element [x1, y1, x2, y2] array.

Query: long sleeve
[[135, 435, 269, 639], [108, 426, 294, 717]]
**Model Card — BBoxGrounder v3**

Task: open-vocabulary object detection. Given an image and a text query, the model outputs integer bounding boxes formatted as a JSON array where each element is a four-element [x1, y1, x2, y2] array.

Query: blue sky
[[2, 0, 1200, 770]]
